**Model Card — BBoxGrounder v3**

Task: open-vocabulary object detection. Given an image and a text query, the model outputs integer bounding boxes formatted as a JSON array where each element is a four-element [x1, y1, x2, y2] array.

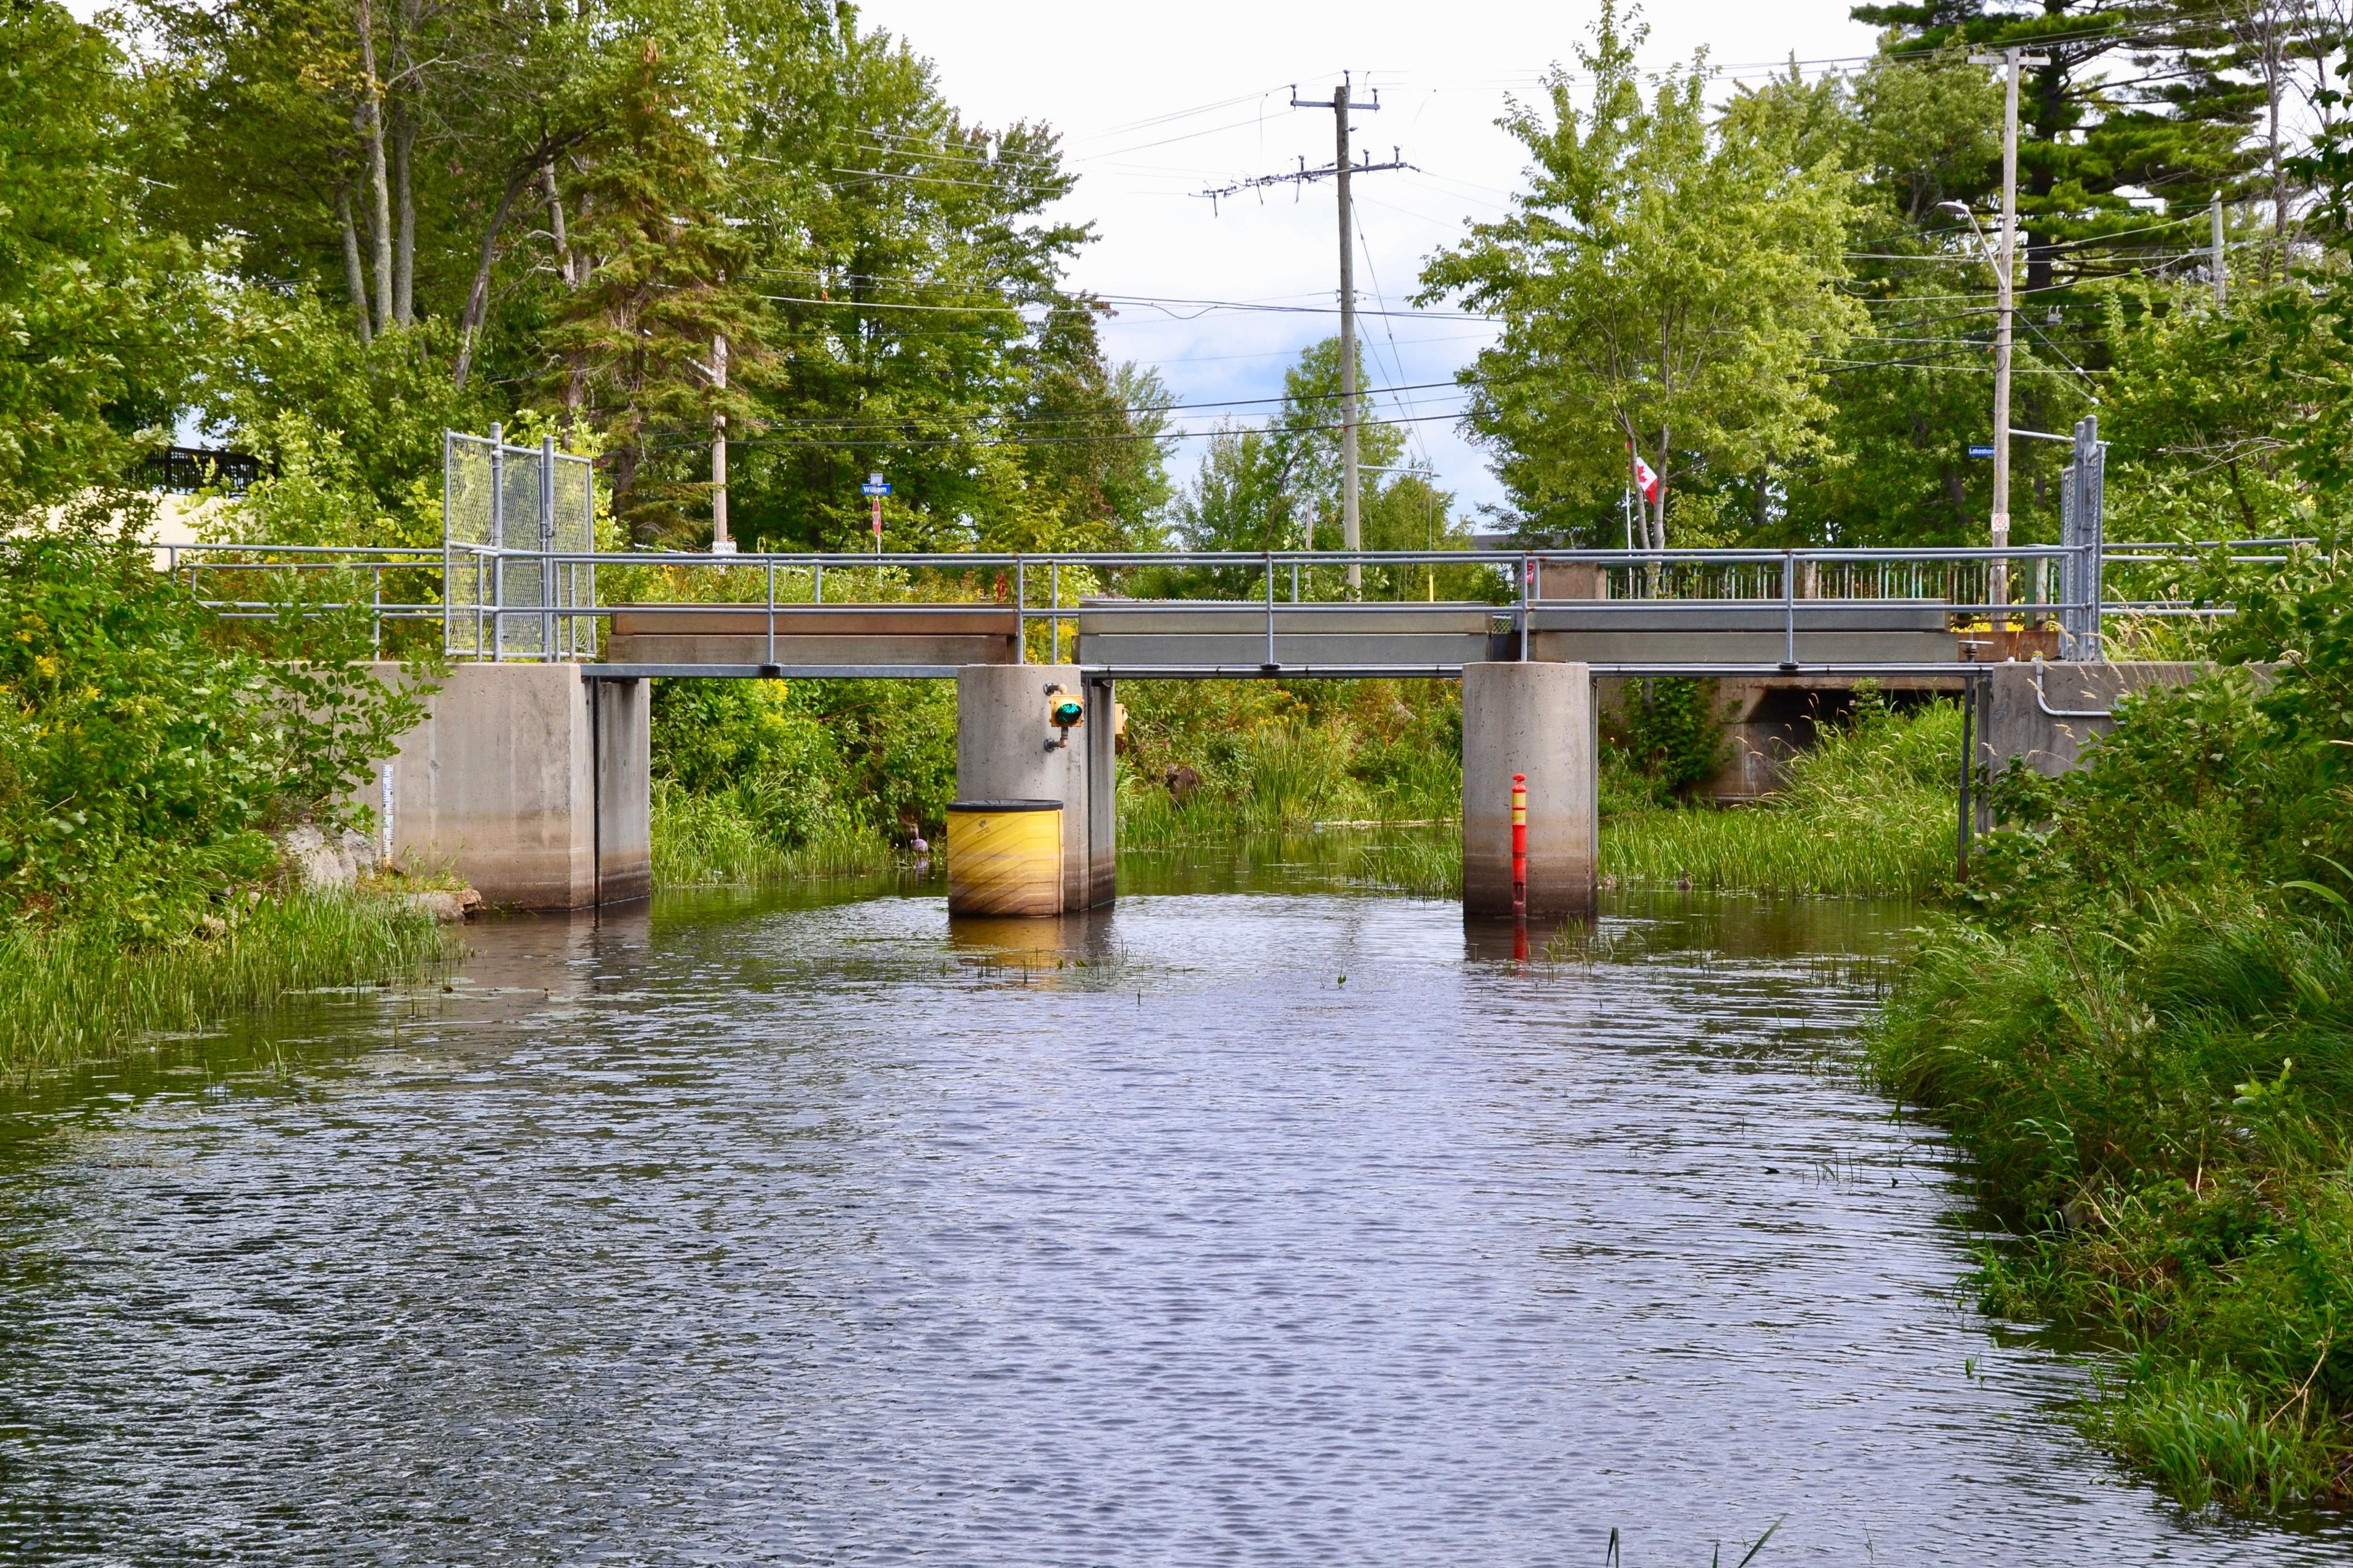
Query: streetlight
[[1940, 198, 2014, 610]]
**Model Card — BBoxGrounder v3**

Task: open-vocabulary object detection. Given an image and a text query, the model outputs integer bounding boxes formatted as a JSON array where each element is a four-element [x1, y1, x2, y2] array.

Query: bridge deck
[[603, 604, 1020, 670], [589, 599, 2021, 678]]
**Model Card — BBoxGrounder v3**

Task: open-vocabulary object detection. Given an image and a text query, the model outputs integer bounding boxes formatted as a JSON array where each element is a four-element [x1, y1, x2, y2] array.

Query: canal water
[[2, 862, 2346, 1564]]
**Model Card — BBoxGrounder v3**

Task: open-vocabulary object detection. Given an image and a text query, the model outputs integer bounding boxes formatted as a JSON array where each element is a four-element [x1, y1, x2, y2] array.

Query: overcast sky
[[863, 0, 1886, 518]]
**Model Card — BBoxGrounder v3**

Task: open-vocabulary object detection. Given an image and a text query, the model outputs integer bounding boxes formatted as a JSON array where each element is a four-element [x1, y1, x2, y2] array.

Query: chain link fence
[[444, 428, 595, 659]]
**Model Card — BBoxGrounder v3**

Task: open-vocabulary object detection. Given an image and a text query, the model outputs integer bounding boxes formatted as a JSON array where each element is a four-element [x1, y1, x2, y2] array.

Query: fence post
[[488, 422, 504, 662], [539, 434, 556, 661], [2085, 419, 2106, 662]]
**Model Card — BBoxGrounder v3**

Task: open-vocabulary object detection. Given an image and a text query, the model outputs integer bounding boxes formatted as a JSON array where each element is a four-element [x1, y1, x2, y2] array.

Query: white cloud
[[865, 0, 1883, 515]]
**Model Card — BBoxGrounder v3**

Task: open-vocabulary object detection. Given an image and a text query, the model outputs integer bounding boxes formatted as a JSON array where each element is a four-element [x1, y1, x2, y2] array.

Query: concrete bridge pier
[[367, 662, 649, 910], [954, 664, 1115, 911], [1462, 661, 1597, 922]]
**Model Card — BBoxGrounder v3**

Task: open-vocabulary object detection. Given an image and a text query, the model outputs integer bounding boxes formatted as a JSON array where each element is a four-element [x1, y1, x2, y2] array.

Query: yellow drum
[[945, 799, 1063, 917]]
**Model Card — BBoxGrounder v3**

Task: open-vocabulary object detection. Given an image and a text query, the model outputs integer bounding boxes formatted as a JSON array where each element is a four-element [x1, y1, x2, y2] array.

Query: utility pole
[[1199, 74, 1407, 597], [1317, 78, 1368, 594], [710, 332, 734, 555], [2211, 192, 2227, 306], [1966, 45, 2048, 611]]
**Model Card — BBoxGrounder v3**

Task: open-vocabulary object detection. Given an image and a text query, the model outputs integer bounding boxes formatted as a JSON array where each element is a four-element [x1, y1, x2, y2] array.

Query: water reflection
[[0, 868, 2343, 1564]]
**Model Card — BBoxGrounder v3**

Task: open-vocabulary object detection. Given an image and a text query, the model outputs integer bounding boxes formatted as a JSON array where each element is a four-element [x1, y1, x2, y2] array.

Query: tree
[[0, 1, 193, 509], [1848, 0, 2303, 290], [541, 33, 765, 540], [1417, 2, 1863, 547]]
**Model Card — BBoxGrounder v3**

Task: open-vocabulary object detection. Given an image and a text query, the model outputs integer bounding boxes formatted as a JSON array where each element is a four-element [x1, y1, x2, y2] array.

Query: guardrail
[[157, 539, 2310, 669]]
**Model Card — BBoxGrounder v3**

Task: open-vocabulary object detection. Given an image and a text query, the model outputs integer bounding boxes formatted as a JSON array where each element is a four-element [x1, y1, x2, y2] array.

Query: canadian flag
[[1629, 445, 1661, 505]]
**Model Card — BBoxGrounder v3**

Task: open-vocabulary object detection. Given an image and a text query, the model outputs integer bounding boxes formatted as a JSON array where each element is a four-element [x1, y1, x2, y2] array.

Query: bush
[[1609, 676, 1727, 798], [646, 675, 955, 884], [1115, 679, 1461, 844], [0, 506, 426, 939]]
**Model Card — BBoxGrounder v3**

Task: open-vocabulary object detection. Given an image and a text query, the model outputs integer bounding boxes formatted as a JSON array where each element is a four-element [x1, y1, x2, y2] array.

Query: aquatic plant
[[1602, 695, 1960, 896], [0, 892, 445, 1071]]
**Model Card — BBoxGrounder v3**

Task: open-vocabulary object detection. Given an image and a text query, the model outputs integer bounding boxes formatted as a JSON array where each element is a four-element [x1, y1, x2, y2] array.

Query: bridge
[[159, 430, 2287, 920]]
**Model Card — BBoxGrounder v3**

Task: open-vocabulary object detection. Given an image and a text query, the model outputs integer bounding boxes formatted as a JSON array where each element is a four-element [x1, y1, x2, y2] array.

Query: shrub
[[0, 505, 426, 939]]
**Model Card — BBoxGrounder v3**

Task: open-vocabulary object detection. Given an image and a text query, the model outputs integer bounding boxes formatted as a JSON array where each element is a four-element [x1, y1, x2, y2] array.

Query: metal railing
[[164, 536, 2310, 671]]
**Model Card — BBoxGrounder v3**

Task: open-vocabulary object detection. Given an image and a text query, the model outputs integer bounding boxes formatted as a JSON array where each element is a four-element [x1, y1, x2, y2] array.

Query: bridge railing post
[[1782, 551, 1796, 668], [1518, 552, 1530, 661], [1265, 551, 1277, 668]]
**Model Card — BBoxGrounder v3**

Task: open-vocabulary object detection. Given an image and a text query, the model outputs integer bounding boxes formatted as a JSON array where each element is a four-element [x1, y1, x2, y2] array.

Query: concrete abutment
[[366, 662, 648, 911]]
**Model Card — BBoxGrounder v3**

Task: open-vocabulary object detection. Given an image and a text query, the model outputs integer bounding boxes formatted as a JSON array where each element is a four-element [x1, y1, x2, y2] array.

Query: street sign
[[1966, 444, 1996, 458], [860, 474, 890, 497]]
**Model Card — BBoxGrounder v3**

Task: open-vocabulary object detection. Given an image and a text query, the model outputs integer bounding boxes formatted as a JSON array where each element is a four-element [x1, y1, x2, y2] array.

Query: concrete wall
[[366, 662, 650, 909], [1981, 661, 2218, 777], [1462, 661, 1597, 920], [954, 663, 1113, 911], [594, 676, 651, 904]]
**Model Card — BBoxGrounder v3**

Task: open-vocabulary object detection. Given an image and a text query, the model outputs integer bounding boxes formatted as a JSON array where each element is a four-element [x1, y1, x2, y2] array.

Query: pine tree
[[1849, 1, 2260, 289], [542, 35, 766, 542]]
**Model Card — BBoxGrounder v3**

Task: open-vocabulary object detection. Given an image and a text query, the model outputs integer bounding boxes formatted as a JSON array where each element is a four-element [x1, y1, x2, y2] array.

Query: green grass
[[1873, 898, 2353, 1510], [2086, 1358, 2347, 1514], [1601, 699, 1961, 897], [651, 779, 900, 887], [0, 892, 447, 1072]]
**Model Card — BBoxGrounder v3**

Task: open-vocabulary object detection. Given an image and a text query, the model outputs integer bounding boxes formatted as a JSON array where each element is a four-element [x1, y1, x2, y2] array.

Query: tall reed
[[0, 893, 445, 1072], [1602, 700, 1960, 896], [651, 780, 899, 886]]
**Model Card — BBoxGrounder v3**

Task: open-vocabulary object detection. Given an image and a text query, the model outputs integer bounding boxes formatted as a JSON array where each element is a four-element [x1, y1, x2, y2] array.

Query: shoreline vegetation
[[1866, 637, 2353, 1510], [0, 892, 446, 1073], [0, 517, 445, 1076]]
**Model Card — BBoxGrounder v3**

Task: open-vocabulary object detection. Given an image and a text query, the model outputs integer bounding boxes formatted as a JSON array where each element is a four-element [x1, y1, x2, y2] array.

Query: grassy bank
[[1866, 650, 2353, 1512], [0, 892, 446, 1072], [1599, 695, 1961, 896]]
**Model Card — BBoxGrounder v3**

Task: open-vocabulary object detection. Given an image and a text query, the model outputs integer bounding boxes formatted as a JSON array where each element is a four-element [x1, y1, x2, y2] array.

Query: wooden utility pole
[[1199, 76, 1406, 597], [1306, 79, 1371, 594], [711, 333, 734, 554], [1969, 45, 2047, 610]]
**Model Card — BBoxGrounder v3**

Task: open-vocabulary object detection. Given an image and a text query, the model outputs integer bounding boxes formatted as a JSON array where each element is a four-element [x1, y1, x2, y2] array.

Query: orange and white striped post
[[1510, 773, 1528, 922]]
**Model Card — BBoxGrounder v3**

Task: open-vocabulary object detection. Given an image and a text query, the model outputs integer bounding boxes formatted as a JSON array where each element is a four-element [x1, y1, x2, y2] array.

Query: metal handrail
[[164, 539, 2313, 667]]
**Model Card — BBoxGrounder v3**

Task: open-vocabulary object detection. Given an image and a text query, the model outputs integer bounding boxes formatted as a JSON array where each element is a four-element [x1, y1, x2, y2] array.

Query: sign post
[[861, 473, 890, 557]]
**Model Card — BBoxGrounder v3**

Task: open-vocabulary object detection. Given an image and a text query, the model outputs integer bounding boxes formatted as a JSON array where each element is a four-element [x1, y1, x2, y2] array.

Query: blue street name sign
[[860, 479, 890, 496], [1966, 444, 1996, 458]]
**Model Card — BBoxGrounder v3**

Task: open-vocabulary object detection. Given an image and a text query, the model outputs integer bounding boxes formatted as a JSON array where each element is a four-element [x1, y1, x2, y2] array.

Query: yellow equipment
[[945, 798, 1063, 917]]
